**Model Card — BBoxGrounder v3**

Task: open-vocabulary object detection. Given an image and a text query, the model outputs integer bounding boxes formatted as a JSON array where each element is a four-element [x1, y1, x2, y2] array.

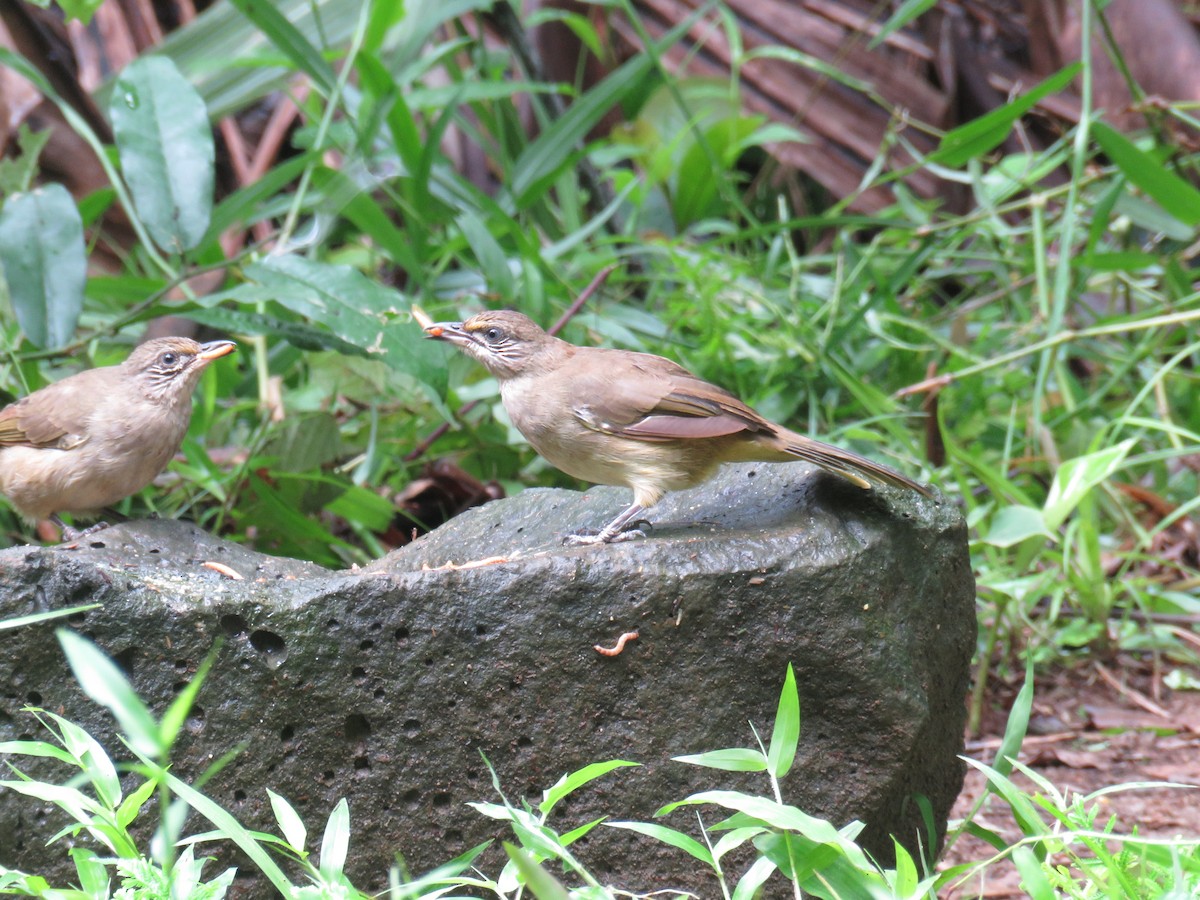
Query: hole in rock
[[280, 724, 295, 742], [352, 666, 367, 678], [359, 639, 374, 650], [234, 789, 246, 802], [220, 614, 248, 637], [249, 630, 288, 668], [26, 691, 41, 706], [432, 792, 451, 808], [113, 647, 137, 676], [344, 713, 371, 741], [394, 626, 409, 641]]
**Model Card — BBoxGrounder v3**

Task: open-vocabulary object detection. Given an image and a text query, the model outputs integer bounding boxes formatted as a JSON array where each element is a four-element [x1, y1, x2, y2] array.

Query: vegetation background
[[0, 0, 1199, 896]]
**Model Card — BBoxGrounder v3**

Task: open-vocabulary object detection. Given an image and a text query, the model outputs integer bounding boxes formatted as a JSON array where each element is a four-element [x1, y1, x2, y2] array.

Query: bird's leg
[[564, 503, 647, 546], [51, 515, 110, 542]]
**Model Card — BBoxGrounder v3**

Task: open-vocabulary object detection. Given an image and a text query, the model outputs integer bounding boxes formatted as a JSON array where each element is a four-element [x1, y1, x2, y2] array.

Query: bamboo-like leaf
[[604, 821, 714, 865], [1093, 121, 1200, 226], [539, 760, 639, 815], [930, 64, 1081, 166], [0, 185, 86, 348], [225, 0, 337, 95], [1043, 439, 1135, 531], [767, 663, 800, 778], [319, 798, 350, 877], [110, 57, 214, 253]]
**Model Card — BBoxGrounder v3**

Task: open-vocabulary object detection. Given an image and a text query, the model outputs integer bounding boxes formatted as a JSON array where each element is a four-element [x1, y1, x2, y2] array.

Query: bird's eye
[[160, 351, 177, 366], [484, 327, 502, 342]]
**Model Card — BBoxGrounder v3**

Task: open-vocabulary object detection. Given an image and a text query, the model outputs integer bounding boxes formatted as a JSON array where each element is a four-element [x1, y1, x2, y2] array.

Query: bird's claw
[[563, 528, 646, 546], [59, 521, 110, 542]]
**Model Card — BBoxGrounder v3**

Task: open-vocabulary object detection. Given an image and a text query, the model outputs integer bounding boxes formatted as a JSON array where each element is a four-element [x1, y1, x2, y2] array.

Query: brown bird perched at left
[[0, 337, 236, 537]]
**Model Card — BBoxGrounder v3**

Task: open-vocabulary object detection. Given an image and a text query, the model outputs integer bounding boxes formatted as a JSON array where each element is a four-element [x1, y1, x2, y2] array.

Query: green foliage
[[110, 56, 214, 254], [0, 0, 1194, 677], [3, 645, 1198, 898], [0, 184, 86, 348]]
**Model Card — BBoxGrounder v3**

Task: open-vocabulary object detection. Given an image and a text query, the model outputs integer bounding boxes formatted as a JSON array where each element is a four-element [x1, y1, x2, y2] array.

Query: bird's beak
[[198, 340, 237, 362], [424, 322, 472, 347]]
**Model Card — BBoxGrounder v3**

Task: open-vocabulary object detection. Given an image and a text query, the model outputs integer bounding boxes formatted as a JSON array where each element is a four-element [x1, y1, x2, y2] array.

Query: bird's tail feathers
[[782, 437, 933, 498]]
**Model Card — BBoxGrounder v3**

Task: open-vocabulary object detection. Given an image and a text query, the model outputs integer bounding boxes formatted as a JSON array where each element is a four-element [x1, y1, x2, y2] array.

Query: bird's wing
[[570, 351, 773, 443], [0, 380, 95, 449]]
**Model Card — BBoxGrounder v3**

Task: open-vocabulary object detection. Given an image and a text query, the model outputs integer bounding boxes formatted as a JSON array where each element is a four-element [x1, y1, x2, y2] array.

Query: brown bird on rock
[[0, 337, 236, 536], [426, 310, 930, 545]]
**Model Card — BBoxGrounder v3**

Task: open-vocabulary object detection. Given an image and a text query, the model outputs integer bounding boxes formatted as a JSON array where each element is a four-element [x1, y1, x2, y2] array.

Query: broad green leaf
[[982, 505, 1053, 547], [1093, 122, 1200, 226], [930, 64, 1081, 166], [767, 663, 800, 778], [0, 184, 86, 348], [604, 821, 713, 865], [540, 760, 639, 815], [56, 629, 160, 759], [182, 303, 371, 358], [673, 748, 768, 772], [1043, 439, 1134, 530], [319, 798, 350, 877], [242, 255, 446, 391], [111, 56, 214, 253]]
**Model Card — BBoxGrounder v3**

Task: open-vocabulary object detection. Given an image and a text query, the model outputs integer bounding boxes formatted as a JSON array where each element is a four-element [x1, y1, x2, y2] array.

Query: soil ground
[[940, 658, 1200, 898]]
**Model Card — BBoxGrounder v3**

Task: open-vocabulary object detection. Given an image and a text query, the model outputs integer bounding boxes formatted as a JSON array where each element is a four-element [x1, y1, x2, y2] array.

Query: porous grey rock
[[0, 462, 973, 894]]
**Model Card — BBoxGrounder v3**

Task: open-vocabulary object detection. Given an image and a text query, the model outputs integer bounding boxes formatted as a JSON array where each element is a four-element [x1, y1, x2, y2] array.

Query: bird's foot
[[563, 527, 647, 546], [54, 518, 110, 542]]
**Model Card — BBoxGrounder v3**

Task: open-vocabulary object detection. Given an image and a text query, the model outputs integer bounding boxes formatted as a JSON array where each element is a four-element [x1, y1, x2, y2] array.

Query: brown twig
[[1093, 662, 1171, 719], [402, 265, 617, 463]]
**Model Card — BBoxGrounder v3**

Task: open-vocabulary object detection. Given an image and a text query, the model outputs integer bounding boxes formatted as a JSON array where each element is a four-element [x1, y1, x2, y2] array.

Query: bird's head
[[122, 337, 237, 402], [424, 310, 564, 380]]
